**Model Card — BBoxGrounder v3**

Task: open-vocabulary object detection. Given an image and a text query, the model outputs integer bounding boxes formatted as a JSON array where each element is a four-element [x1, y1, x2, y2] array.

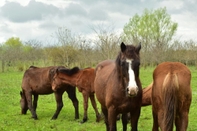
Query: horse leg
[[81, 91, 89, 123], [121, 113, 128, 131], [175, 111, 189, 131], [117, 114, 121, 120], [130, 107, 141, 131], [33, 94, 38, 112], [102, 107, 109, 131], [66, 87, 79, 119], [152, 110, 160, 131], [108, 107, 117, 131], [25, 92, 38, 119], [51, 91, 63, 120], [158, 110, 166, 131], [89, 94, 101, 122]]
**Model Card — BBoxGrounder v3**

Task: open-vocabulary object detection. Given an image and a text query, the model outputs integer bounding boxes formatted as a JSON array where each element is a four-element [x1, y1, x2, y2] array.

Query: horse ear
[[121, 42, 126, 52], [135, 42, 141, 54]]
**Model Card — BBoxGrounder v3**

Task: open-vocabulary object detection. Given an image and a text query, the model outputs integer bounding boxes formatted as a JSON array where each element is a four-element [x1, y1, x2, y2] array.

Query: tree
[[92, 24, 120, 60], [0, 37, 24, 72], [122, 7, 178, 65], [23, 39, 43, 66], [166, 39, 197, 65], [49, 27, 79, 66]]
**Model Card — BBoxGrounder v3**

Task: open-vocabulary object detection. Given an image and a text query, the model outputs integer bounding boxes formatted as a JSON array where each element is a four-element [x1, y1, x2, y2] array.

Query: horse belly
[[32, 85, 53, 95]]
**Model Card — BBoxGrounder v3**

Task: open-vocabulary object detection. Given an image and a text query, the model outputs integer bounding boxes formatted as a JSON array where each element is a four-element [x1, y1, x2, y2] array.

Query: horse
[[151, 62, 192, 131], [142, 82, 153, 106], [20, 66, 79, 120], [94, 42, 142, 131], [51, 67, 101, 123]]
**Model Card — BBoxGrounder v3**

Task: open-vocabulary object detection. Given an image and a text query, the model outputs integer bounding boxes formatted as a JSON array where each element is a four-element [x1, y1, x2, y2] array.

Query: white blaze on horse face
[[126, 59, 138, 96]]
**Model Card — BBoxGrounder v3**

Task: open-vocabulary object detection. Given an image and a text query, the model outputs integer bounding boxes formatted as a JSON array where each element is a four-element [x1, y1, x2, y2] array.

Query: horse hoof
[[96, 115, 103, 122], [51, 118, 56, 120], [80, 119, 87, 124], [32, 117, 38, 120], [51, 114, 58, 120], [75, 116, 79, 119]]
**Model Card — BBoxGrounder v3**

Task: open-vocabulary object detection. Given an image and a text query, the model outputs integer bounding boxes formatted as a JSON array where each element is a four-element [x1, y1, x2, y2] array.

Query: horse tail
[[162, 73, 179, 131]]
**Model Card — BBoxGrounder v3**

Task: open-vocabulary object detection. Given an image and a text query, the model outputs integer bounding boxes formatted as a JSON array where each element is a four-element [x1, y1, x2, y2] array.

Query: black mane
[[58, 67, 80, 76]]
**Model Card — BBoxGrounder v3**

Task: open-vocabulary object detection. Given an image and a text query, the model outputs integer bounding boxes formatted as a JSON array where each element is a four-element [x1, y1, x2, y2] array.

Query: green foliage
[[123, 7, 178, 51], [0, 66, 196, 130], [123, 7, 179, 65], [4, 37, 23, 47]]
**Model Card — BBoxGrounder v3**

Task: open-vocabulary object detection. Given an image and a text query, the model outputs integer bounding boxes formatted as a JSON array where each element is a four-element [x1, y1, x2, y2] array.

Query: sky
[[0, 0, 197, 45]]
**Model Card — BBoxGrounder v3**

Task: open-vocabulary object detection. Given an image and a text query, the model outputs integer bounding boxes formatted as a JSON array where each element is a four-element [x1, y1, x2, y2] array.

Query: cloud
[[0, 0, 196, 43], [64, 3, 87, 17], [0, 0, 59, 22]]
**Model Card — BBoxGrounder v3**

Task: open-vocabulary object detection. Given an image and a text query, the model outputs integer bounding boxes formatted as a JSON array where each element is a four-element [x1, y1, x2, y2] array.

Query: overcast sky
[[0, 0, 196, 44]]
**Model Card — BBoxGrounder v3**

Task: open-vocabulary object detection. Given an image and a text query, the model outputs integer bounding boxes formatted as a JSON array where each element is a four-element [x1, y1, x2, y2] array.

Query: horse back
[[153, 62, 191, 97], [95, 60, 115, 76], [95, 60, 116, 85], [22, 66, 62, 94]]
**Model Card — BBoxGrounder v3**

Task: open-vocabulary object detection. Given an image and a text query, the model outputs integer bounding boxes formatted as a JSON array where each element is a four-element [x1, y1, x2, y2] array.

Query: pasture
[[0, 66, 196, 131]]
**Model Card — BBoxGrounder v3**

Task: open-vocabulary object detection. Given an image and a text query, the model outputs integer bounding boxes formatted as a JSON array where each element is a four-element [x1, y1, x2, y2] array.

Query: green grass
[[0, 66, 196, 131]]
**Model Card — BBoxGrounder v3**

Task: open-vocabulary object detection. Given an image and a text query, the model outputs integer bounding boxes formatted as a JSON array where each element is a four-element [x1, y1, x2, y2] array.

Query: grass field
[[0, 66, 196, 131]]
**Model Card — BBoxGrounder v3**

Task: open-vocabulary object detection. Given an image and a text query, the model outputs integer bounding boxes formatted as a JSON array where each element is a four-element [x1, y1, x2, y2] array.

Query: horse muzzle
[[126, 86, 138, 97]]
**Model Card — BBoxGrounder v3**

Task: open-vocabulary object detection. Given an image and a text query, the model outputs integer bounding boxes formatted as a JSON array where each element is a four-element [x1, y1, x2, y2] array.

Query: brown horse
[[142, 82, 153, 106], [152, 62, 192, 131], [94, 42, 142, 131], [20, 66, 79, 120], [51, 67, 101, 123]]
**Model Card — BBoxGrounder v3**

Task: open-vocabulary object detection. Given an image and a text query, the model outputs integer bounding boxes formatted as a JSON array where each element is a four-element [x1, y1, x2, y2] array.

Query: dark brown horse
[[20, 66, 79, 120], [94, 42, 142, 131], [152, 62, 192, 131], [51, 67, 101, 123]]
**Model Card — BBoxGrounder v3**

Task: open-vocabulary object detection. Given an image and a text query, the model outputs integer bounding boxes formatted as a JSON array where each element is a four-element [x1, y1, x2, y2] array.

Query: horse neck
[[60, 71, 83, 87], [112, 64, 126, 92]]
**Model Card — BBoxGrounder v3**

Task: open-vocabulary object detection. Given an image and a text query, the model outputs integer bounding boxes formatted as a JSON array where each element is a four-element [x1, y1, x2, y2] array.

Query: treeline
[[0, 32, 196, 72]]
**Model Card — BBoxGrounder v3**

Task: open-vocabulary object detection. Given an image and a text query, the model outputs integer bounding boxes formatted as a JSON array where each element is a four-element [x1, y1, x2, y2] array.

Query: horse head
[[20, 91, 28, 114], [116, 42, 141, 97]]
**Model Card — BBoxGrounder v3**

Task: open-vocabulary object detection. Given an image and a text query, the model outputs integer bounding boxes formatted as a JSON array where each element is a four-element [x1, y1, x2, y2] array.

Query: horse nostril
[[126, 88, 129, 92]]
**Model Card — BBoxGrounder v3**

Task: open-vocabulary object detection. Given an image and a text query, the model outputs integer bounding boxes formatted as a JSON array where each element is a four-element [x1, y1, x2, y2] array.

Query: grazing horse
[[152, 62, 192, 131], [20, 66, 79, 120], [94, 42, 142, 131], [52, 67, 101, 123]]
